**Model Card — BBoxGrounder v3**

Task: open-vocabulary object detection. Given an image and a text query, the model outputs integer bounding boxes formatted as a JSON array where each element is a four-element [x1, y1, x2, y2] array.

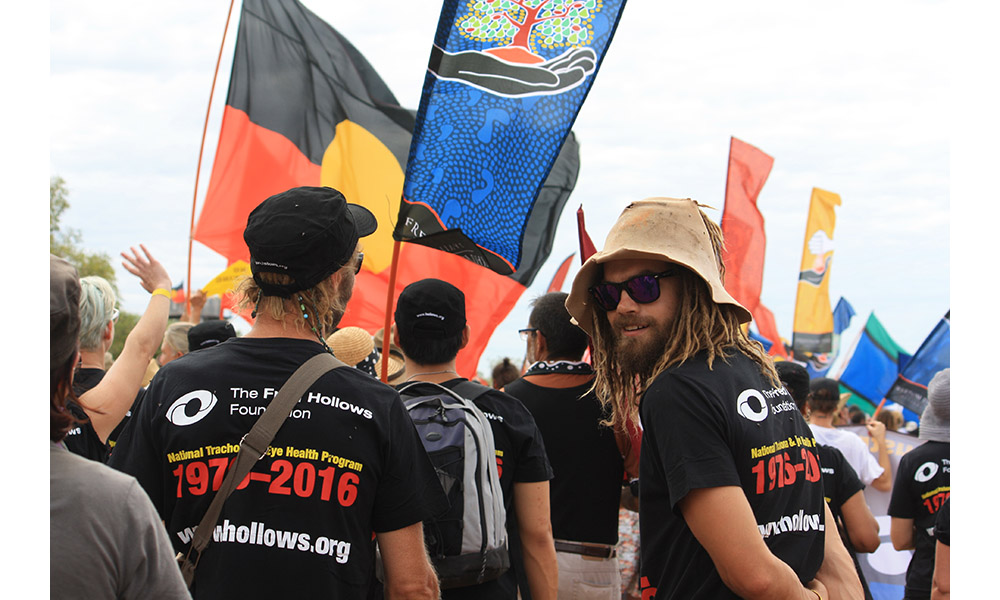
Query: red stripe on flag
[[577, 205, 597, 263], [194, 107, 321, 262], [340, 244, 525, 378], [546, 253, 575, 293]]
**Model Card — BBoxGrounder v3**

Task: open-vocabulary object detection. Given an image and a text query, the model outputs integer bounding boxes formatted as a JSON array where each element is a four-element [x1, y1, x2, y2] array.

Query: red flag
[[577, 205, 598, 263], [546, 254, 575, 293], [752, 303, 789, 359], [719, 137, 785, 355]]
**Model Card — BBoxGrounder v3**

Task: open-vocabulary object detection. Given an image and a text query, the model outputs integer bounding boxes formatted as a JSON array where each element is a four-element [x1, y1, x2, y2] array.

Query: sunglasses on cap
[[589, 269, 678, 311]]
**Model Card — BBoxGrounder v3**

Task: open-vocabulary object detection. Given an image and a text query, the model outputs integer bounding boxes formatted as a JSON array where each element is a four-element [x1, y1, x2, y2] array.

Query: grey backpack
[[398, 380, 509, 588]]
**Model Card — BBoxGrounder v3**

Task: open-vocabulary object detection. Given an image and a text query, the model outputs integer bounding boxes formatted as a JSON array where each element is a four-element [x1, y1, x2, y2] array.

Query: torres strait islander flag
[[394, 0, 625, 276], [193, 0, 580, 376]]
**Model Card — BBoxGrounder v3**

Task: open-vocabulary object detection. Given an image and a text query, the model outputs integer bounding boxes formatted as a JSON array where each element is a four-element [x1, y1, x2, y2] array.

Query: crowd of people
[[50, 186, 950, 599]]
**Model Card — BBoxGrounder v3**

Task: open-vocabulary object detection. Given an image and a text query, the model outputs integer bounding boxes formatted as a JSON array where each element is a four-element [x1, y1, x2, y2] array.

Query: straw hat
[[326, 327, 379, 376], [566, 198, 751, 336], [371, 328, 407, 382], [375, 346, 407, 383]]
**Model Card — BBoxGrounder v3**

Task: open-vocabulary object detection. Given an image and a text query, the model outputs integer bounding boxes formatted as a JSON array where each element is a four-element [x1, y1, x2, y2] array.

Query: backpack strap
[[176, 351, 347, 586], [398, 379, 492, 405], [449, 380, 493, 403]]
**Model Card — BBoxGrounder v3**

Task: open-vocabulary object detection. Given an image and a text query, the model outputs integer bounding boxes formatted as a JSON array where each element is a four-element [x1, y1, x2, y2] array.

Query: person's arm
[[813, 502, 864, 599], [80, 245, 171, 442], [514, 481, 558, 600], [890, 517, 916, 551], [866, 420, 892, 492], [838, 490, 881, 553], [679, 486, 826, 600], [181, 289, 206, 324], [931, 539, 950, 600], [376, 522, 440, 600]]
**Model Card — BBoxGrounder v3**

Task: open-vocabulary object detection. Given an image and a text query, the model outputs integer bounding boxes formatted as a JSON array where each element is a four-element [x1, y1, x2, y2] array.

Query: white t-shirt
[[809, 424, 884, 485]]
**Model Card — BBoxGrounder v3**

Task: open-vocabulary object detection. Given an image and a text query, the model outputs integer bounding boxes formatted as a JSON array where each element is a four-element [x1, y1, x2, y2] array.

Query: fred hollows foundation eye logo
[[914, 461, 940, 483], [166, 390, 219, 426], [737, 389, 769, 422]]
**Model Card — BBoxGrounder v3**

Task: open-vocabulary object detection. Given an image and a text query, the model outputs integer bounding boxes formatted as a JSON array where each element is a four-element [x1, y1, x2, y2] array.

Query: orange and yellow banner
[[792, 188, 842, 354]]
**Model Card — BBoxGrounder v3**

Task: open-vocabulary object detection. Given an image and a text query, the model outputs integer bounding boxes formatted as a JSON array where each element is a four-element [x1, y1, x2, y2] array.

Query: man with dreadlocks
[[109, 187, 445, 599], [566, 198, 861, 600]]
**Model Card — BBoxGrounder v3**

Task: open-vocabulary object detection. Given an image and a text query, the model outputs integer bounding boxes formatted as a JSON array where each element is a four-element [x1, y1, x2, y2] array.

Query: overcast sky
[[47, 0, 957, 377], [8, 0, 995, 580]]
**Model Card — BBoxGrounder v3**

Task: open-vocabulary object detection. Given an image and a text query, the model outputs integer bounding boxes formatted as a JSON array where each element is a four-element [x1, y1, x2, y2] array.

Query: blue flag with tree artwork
[[394, 0, 627, 280]]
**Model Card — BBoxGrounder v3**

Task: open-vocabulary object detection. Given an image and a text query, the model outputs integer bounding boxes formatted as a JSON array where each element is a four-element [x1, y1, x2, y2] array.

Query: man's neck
[[810, 413, 835, 428], [78, 348, 106, 371], [244, 314, 322, 342], [403, 360, 460, 384]]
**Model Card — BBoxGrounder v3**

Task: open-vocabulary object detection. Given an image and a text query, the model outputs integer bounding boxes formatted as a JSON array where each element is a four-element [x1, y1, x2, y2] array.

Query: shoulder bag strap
[[178, 351, 346, 585]]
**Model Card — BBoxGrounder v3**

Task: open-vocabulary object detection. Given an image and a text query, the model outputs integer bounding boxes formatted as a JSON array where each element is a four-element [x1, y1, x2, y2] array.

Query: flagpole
[[186, 0, 238, 318], [380, 240, 403, 382]]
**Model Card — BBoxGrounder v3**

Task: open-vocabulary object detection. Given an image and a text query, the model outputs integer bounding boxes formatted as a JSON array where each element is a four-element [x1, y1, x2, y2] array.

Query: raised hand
[[121, 244, 172, 294]]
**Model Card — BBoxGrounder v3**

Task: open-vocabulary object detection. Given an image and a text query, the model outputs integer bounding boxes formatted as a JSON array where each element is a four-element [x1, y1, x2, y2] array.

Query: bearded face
[[595, 258, 684, 382]]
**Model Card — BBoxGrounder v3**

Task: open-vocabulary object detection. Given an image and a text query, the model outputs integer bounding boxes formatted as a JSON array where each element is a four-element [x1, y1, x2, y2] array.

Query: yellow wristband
[[810, 590, 822, 600], [152, 288, 172, 300]]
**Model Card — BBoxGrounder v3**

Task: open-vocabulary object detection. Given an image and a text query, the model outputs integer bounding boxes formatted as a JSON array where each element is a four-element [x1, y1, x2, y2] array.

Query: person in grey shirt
[[50, 253, 190, 599]]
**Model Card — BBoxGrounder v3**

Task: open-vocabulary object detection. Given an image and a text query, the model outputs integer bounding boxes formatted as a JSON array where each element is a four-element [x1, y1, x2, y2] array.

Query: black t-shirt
[[935, 497, 949, 546], [504, 368, 623, 545], [818, 444, 873, 600], [108, 338, 446, 599], [638, 351, 826, 600], [67, 367, 144, 462], [64, 368, 110, 462], [888, 440, 950, 600], [410, 378, 553, 600]]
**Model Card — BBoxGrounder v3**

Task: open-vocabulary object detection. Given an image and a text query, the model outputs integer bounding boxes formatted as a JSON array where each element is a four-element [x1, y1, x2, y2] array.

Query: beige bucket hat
[[566, 198, 751, 336]]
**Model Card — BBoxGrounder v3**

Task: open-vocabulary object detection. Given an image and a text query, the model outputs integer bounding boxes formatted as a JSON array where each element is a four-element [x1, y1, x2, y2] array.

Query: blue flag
[[837, 312, 910, 409], [394, 0, 627, 280], [803, 297, 856, 377], [885, 310, 950, 415]]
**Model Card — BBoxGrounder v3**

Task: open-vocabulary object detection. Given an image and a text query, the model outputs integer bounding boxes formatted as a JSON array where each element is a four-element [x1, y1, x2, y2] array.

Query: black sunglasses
[[354, 252, 364, 275], [589, 269, 677, 311]]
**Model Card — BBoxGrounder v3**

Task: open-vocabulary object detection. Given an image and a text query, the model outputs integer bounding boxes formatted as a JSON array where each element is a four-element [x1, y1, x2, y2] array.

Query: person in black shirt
[[110, 186, 443, 599], [889, 368, 950, 600], [505, 291, 628, 600], [392, 278, 557, 600], [776, 360, 880, 600], [566, 198, 861, 600], [67, 246, 173, 461], [931, 497, 949, 600]]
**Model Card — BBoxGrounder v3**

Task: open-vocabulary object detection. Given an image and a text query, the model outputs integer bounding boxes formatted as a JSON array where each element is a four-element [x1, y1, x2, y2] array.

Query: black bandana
[[523, 360, 594, 377]]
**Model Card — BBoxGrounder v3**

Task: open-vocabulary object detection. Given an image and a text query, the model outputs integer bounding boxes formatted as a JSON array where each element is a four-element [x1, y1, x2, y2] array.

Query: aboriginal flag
[[193, 0, 580, 375]]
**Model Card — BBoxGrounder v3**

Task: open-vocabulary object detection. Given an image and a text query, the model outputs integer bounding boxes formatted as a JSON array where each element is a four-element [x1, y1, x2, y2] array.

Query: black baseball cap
[[394, 279, 466, 340], [774, 360, 810, 408], [243, 186, 377, 297], [188, 320, 237, 350]]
